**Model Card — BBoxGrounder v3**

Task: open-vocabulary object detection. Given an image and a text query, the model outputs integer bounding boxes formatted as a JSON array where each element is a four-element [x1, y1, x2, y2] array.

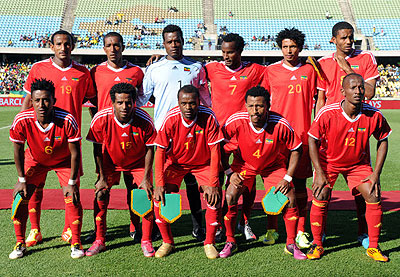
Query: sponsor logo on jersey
[[358, 128, 366, 132], [114, 77, 121, 81], [290, 75, 297, 80], [184, 67, 191, 72], [256, 139, 262, 144], [240, 76, 247, 79], [55, 136, 62, 141], [122, 132, 128, 137], [195, 130, 203, 134], [132, 132, 139, 136], [172, 66, 178, 70], [300, 75, 308, 80], [187, 133, 193, 138], [348, 128, 355, 132], [230, 76, 237, 81], [61, 76, 67, 81], [126, 77, 133, 82], [351, 65, 359, 69], [44, 137, 50, 142], [72, 77, 79, 81], [266, 139, 273, 143]]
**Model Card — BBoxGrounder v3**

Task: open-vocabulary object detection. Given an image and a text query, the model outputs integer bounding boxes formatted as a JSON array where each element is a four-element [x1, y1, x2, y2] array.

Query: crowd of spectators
[[76, 32, 104, 48], [0, 62, 32, 94], [376, 64, 400, 98]]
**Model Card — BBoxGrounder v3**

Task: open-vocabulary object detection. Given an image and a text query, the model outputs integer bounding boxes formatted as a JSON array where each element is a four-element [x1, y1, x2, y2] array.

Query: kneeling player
[[9, 79, 83, 259], [220, 86, 306, 260], [154, 85, 224, 259], [307, 73, 391, 262], [86, 83, 156, 257]]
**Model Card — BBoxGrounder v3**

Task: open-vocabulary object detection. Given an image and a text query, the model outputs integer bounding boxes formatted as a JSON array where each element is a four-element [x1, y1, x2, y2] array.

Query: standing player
[[20, 30, 96, 246], [137, 24, 211, 241], [89, 32, 145, 241], [220, 86, 306, 260], [316, 21, 379, 247], [261, 28, 317, 248], [205, 33, 266, 241], [9, 79, 84, 259], [86, 83, 156, 257], [153, 85, 224, 259], [307, 73, 390, 262]]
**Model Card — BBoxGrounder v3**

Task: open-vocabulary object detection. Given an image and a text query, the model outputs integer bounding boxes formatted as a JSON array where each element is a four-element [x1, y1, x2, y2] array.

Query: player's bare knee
[[286, 190, 296, 208], [315, 188, 331, 201], [225, 191, 238, 206], [96, 189, 109, 201]]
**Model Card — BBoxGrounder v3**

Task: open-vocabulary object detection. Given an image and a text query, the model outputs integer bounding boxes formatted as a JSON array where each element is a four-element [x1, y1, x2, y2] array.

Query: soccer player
[[9, 78, 84, 259], [153, 85, 224, 259], [316, 21, 379, 247], [261, 28, 317, 248], [220, 86, 306, 260], [307, 73, 390, 262], [89, 32, 145, 242], [205, 33, 266, 242], [20, 30, 96, 246], [86, 83, 156, 257], [138, 24, 211, 241]]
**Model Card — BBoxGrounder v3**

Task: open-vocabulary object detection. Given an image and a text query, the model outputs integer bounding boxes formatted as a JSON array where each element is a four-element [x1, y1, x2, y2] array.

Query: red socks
[[141, 212, 154, 243], [64, 196, 82, 245], [224, 205, 238, 243], [204, 203, 220, 245], [13, 199, 29, 243], [153, 200, 174, 244], [365, 202, 382, 248], [28, 184, 44, 231], [94, 199, 108, 243], [283, 207, 299, 245], [310, 199, 328, 246]]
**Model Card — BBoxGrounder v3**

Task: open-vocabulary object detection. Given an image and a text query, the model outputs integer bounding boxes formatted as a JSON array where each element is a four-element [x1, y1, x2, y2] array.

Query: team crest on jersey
[[132, 132, 139, 136], [300, 75, 308, 80], [348, 128, 355, 133], [357, 128, 366, 132], [240, 76, 247, 80], [61, 76, 67, 81], [55, 136, 62, 141], [187, 133, 193, 138], [122, 132, 128, 137], [184, 67, 191, 72], [266, 139, 273, 144], [44, 137, 50, 142], [195, 130, 203, 134], [351, 65, 359, 70], [126, 78, 133, 82], [114, 77, 121, 81], [230, 76, 237, 81], [290, 76, 297, 80], [72, 78, 79, 81]]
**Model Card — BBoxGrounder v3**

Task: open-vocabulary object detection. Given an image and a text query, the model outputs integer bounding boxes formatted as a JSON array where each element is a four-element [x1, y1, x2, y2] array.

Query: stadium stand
[[0, 0, 63, 47]]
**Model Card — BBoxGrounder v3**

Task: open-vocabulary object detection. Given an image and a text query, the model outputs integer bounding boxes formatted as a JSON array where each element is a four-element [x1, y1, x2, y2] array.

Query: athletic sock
[[141, 211, 154, 243], [283, 207, 299, 245], [355, 194, 367, 235], [310, 199, 328, 246], [94, 199, 108, 243], [13, 199, 29, 243], [365, 201, 382, 248], [64, 196, 82, 245], [28, 184, 43, 231], [224, 205, 238, 243], [295, 190, 308, 233], [63, 210, 69, 233], [153, 200, 174, 244], [267, 214, 278, 231], [204, 203, 220, 245]]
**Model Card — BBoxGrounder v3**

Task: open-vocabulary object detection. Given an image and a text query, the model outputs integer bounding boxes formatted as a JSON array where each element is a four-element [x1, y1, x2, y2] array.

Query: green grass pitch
[[0, 107, 399, 275]]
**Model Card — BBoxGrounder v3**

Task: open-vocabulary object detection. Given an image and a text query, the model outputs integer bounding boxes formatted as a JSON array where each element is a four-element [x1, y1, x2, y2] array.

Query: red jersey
[[90, 61, 144, 110], [318, 50, 379, 105], [155, 106, 224, 166], [308, 102, 391, 169], [205, 61, 265, 125], [87, 107, 156, 171], [23, 58, 96, 127], [223, 111, 302, 174], [9, 107, 81, 168], [262, 61, 317, 144]]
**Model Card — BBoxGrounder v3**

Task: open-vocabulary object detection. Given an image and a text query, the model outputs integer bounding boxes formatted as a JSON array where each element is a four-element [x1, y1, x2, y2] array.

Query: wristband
[[68, 179, 77, 185], [224, 168, 233, 176], [283, 174, 292, 183], [18, 176, 26, 183]]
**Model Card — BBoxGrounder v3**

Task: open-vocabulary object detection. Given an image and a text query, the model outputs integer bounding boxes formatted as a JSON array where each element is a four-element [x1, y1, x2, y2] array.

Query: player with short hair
[[219, 86, 306, 260], [20, 30, 96, 246], [138, 24, 211, 242], [153, 85, 224, 259], [89, 32, 145, 242], [9, 78, 84, 259], [316, 21, 379, 248], [261, 28, 317, 248], [86, 83, 156, 257], [307, 73, 390, 262]]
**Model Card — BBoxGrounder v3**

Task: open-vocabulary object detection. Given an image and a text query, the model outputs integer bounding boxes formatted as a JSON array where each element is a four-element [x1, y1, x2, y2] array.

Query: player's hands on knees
[[312, 170, 329, 198], [146, 54, 162, 66], [65, 185, 80, 206], [230, 172, 244, 189], [202, 186, 221, 207], [154, 186, 166, 206], [362, 172, 381, 198], [139, 178, 153, 200], [275, 179, 290, 195], [95, 177, 108, 194], [13, 181, 28, 198]]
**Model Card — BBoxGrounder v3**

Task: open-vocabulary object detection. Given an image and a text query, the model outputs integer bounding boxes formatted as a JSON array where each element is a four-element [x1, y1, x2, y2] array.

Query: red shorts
[[164, 161, 215, 189], [231, 164, 292, 191], [104, 168, 151, 188], [315, 163, 373, 195]]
